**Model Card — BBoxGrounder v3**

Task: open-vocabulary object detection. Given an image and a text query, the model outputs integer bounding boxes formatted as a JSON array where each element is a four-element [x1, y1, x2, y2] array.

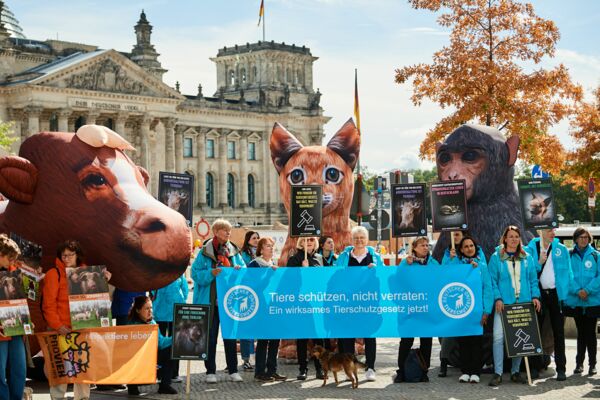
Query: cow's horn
[[76, 124, 135, 151]]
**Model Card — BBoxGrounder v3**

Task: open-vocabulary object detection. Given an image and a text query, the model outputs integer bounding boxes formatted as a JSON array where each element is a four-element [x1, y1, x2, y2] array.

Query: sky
[[8, 0, 600, 173]]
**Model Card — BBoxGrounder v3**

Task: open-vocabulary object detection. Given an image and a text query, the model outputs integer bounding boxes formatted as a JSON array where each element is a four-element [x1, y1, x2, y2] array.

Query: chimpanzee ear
[[137, 166, 150, 187], [326, 118, 361, 170], [0, 156, 38, 204], [270, 123, 303, 174], [506, 136, 519, 167]]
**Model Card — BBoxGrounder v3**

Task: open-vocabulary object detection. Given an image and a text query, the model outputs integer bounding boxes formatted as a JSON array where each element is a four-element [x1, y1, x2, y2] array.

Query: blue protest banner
[[216, 265, 483, 339]]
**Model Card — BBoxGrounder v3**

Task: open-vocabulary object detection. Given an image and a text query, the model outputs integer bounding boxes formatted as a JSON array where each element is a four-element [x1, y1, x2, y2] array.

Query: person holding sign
[[525, 228, 573, 381], [441, 236, 493, 383], [565, 227, 600, 376], [239, 231, 260, 371], [0, 234, 26, 400], [247, 237, 287, 382], [191, 219, 245, 384], [487, 226, 541, 387], [336, 226, 384, 382], [287, 237, 325, 380], [395, 236, 440, 383]]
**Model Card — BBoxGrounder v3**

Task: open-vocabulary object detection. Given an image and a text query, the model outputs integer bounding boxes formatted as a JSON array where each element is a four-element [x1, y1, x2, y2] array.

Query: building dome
[[1, 4, 25, 39]]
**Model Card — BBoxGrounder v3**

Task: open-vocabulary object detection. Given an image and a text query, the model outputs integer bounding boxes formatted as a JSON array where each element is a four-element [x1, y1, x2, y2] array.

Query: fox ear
[[270, 123, 303, 174], [543, 196, 552, 207], [326, 118, 361, 170]]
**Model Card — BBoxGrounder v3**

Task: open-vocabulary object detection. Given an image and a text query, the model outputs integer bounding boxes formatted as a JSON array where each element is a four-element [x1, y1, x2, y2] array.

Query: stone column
[[196, 129, 206, 208], [163, 118, 176, 171], [57, 108, 71, 132], [86, 110, 100, 125], [239, 131, 249, 208], [68, 118, 75, 133], [7, 108, 23, 149], [261, 131, 273, 209], [115, 112, 128, 135], [25, 106, 42, 137], [218, 132, 228, 208], [174, 123, 184, 173], [140, 114, 152, 171]]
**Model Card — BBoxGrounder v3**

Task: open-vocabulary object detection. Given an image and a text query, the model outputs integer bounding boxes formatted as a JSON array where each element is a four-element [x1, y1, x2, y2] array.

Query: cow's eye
[[287, 167, 305, 185], [323, 166, 343, 184], [82, 173, 107, 188]]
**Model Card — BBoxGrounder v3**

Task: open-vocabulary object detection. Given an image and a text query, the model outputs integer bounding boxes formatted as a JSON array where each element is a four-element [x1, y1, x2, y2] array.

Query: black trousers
[[297, 339, 324, 372], [538, 288, 566, 373], [574, 313, 597, 367], [158, 321, 180, 378], [205, 307, 238, 374], [458, 335, 483, 376], [255, 339, 280, 376], [396, 337, 432, 375], [338, 338, 376, 370]]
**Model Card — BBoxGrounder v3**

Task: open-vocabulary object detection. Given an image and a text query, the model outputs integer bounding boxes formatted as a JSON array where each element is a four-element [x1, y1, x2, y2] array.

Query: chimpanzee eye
[[438, 152, 451, 165], [323, 166, 343, 184], [287, 167, 305, 185], [82, 173, 107, 187], [462, 150, 479, 162]]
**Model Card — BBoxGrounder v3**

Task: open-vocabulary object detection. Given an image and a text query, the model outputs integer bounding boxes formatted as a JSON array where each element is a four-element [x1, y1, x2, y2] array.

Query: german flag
[[354, 69, 361, 135], [258, 0, 265, 26]]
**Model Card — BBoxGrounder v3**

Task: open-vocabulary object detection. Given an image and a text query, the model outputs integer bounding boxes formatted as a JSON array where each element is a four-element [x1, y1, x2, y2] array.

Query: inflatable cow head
[[0, 125, 192, 291]]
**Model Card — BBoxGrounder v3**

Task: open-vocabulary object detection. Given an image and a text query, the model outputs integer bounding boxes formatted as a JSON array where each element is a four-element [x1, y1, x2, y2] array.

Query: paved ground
[[30, 338, 600, 400]]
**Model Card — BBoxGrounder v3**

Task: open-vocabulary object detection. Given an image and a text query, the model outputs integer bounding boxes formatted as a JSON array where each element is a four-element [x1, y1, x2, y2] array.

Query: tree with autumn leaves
[[568, 87, 600, 187], [395, 0, 584, 176]]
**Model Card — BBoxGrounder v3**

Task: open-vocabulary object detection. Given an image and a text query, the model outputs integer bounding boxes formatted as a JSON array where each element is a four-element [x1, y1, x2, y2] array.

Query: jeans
[[205, 306, 238, 375], [574, 313, 597, 367], [240, 339, 255, 361], [493, 312, 522, 375], [538, 289, 566, 372], [338, 338, 376, 370], [0, 337, 26, 400], [255, 339, 279, 376]]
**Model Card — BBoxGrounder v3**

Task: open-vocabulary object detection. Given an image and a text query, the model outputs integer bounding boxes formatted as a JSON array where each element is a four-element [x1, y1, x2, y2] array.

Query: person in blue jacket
[[336, 226, 384, 382], [487, 225, 541, 386], [525, 228, 574, 381], [565, 227, 600, 376], [442, 236, 493, 384], [151, 273, 189, 383], [395, 236, 440, 384], [239, 231, 260, 371], [191, 219, 246, 384], [127, 295, 176, 396]]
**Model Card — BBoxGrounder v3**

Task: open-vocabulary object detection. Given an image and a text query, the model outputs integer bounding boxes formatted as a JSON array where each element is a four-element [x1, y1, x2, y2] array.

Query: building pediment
[[24, 50, 184, 100]]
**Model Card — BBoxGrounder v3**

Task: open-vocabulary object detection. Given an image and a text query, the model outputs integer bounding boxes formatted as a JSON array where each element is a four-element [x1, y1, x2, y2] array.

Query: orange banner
[[36, 325, 158, 385]]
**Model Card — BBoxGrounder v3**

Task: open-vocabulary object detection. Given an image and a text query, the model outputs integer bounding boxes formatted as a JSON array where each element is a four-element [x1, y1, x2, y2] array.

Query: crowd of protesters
[[0, 218, 598, 398]]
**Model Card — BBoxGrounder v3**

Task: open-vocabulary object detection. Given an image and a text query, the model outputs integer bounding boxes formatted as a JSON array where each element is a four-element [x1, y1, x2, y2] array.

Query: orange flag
[[36, 325, 158, 385], [258, 0, 265, 26]]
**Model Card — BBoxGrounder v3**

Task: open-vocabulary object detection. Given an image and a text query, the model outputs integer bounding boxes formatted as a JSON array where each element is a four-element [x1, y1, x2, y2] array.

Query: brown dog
[[312, 345, 366, 389]]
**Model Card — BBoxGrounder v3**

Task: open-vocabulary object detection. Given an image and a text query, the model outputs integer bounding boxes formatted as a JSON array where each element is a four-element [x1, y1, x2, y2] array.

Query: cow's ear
[[137, 166, 150, 186], [0, 156, 38, 204], [270, 123, 303, 174]]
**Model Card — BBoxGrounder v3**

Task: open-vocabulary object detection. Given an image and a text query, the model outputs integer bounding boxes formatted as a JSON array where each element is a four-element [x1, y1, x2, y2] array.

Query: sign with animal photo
[[501, 302, 543, 358], [171, 303, 210, 360], [391, 184, 427, 237], [159, 172, 195, 227], [67, 265, 112, 330], [0, 270, 33, 336], [517, 179, 557, 230], [290, 185, 323, 237], [430, 180, 468, 232], [9, 233, 43, 301]]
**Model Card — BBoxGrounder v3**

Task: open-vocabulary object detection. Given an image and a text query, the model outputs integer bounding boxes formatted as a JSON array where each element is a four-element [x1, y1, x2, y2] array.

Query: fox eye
[[323, 166, 343, 184], [287, 167, 305, 185]]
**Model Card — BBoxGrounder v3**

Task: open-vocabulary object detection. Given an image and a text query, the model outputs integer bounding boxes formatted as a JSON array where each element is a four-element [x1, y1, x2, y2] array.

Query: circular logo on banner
[[438, 283, 475, 319], [223, 285, 259, 321], [585, 260, 593, 269]]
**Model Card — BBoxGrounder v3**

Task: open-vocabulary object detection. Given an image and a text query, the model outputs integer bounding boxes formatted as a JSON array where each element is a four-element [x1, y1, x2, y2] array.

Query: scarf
[[507, 257, 521, 300], [414, 254, 430, 266], [213, 240, 231, 267], [253, 257, 274, 268]]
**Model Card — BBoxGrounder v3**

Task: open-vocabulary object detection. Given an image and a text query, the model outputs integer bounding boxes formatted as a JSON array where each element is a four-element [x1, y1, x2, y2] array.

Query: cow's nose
[[134, 214, 167, 233]]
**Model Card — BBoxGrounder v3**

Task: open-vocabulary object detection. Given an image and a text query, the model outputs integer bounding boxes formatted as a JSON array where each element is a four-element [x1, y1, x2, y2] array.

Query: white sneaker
[[469, 375, 480, 383], [206, 374, 217, 384], [230, 372, 243, 382], [459, 374, 470, 383], [365, 368, 376, 381]]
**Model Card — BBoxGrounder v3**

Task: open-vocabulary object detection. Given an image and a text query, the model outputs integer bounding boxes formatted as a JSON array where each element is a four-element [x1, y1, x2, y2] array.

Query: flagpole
[[263, 1, 266, 42], [354, 68, 363, 225]]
